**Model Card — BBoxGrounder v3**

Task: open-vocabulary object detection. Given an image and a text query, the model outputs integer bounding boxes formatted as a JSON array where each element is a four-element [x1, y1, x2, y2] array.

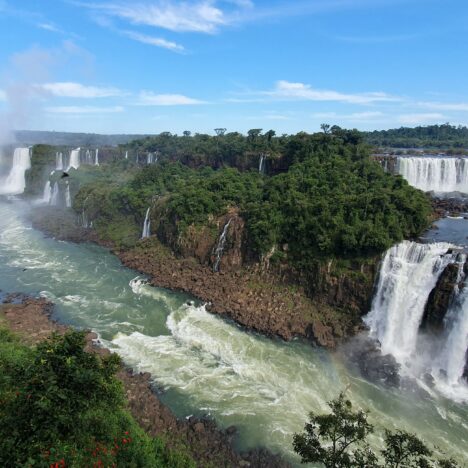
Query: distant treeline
[[14, 130, 151, 147], [15, 124, 468, 150], [363, 124, 468, 149]]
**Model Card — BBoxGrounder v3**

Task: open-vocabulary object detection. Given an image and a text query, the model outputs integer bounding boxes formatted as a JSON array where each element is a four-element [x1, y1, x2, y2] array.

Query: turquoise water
[[0, 199, 466, 464]]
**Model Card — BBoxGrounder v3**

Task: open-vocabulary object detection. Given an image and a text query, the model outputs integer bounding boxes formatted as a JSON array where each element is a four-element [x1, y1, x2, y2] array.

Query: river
[[0, 199, 467, 464]]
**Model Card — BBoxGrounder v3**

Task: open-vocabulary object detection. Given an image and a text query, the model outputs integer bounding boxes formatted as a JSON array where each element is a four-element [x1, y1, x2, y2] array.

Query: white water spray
[[67, 148, 81, 170], [398, 157, 468, 193], [65, 183, 71, 208], [50, 182, 60, 206], [213, 219, 232, 272], [41, 181, 51, 204], [0, 147, 31, 195], [259, 154, 266, 174], [141, 208, 151, 238], [56, 152, 63, 171]]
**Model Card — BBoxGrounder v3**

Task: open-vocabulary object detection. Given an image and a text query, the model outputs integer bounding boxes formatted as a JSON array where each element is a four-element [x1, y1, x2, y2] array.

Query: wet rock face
[[211, 213, 246, 273], [343, 336, 400, 388], [422, 263, 461, 334], [432, 197, 468, 217]]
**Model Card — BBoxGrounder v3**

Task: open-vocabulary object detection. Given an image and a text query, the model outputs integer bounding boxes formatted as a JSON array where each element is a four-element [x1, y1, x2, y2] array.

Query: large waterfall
[[67, 148, 81, 170], [141, 208, 151, 238], [397, 156, 468, 193], [365, 241, 468, 400], [0, 147, 31, 195]]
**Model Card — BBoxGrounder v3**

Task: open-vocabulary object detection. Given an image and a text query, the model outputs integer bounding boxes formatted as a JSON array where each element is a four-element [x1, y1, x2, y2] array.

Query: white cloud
[[0, 89, 6, 101], [417, 101, 468, 112], [268, 81, 399, 105], [41, 82, 123, 98], [37, 22, 63, 33], [123, 31, 184, 52], [83, 1, 227, 34], [137, 91, 206, 106], [398, 113, 447, 125], [46, 105, 125, 114]]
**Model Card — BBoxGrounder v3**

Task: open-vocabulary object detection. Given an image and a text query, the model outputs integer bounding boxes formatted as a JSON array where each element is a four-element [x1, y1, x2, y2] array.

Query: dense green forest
[[363, 124, 468, 149], [67, 128, 431, 268], [0, 327, 194, 467]]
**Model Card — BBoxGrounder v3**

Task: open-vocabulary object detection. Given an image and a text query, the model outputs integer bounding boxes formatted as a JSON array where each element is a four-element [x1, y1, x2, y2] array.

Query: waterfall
[[0, 147, 31, 195], [365, 241, 456, 363], [50, 182, 60, 206], [41, 181, 51, 204], [258, 154, 266, 174], [67, 148, 81, 170], [65, 183, 71, 208], [56, 152, 63, 171], [365, 241, 468, 399], [125, 151, 128, 160], [147, 153, 153, 164], [213, 219, 232, 272], [435, 258, 468, 386], [141, 208, 151, 238], [397, 157, 468, 193], [95, 149, 99, 166], [85, 150, 92, 165]]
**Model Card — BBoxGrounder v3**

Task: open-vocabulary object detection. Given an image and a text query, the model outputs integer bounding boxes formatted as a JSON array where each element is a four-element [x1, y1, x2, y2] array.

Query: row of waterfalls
[[380, 155, 468, 194]]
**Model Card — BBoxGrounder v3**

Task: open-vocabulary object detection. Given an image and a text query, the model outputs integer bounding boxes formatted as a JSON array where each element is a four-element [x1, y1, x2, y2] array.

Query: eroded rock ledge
[[30, 207, 378, 349]]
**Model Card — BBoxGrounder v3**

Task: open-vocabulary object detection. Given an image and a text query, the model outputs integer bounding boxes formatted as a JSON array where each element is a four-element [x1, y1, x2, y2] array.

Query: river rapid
[[0, 199, 467, 464]]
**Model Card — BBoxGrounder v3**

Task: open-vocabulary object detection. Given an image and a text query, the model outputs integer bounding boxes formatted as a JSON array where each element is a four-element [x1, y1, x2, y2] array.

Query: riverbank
[[29, 206, 375, 348], [0, 293, 289, 468]]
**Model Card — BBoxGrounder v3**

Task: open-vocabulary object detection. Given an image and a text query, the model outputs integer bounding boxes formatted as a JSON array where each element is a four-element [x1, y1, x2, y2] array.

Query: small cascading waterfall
[[147, 153, 154, 164], [41, 181, 51, 204], [0, 147, 31, 195], [125, 151, 128, 160], [56, 152, 63, 171], [258, 154, 266, 174], [95, 149, 99, 166], [85, 150, 92, 165], [141, 208, 151, 239], [212, 218, 232, 272], [365, 241, 468, 398], [67, 148, 81, 170], [65, 183, 71, 208], [50, 182, 60, 206], [397, 157, 468, 193]]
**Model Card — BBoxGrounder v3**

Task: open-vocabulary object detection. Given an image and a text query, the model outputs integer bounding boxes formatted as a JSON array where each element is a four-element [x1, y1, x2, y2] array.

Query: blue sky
[[0, 0, 467, 135]]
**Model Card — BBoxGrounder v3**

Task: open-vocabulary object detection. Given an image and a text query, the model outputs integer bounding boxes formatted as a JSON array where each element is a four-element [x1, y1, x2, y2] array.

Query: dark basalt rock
[[343, 335, 400, 388], [421, 263, 461, 334]]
